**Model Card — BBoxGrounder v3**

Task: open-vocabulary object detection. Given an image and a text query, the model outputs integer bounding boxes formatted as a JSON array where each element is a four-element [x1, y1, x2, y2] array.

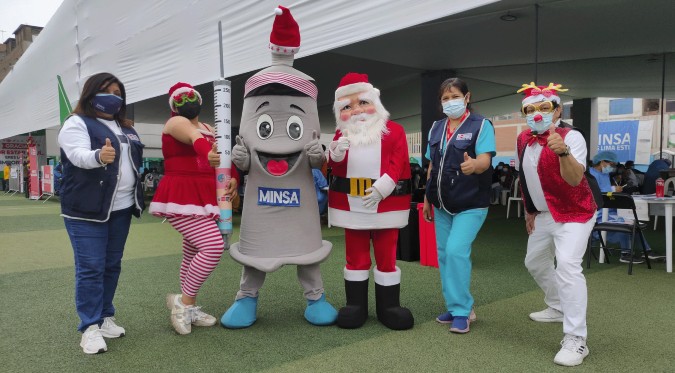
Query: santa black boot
[[337, 269, 369, 329], [374, 267, 414, 330]]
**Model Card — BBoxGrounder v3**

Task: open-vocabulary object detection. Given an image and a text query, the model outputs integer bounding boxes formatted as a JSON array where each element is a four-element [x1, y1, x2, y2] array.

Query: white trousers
[[524, 212, 595, 338]]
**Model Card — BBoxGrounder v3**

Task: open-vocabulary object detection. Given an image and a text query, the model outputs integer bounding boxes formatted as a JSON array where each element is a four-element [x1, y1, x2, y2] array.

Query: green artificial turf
[[1, 194, 674, 372]]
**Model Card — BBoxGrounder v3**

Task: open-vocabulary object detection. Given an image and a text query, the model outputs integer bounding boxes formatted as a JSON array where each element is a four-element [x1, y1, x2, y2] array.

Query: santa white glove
[[329, 136, 350, 161], [362, 187, 384, 209], [304, 130, 324, 169], [232, 135, 250, 171]]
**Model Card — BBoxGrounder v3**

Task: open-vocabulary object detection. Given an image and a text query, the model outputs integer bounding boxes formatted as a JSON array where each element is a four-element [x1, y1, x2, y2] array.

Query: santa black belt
[[330, 176, 411, 197]]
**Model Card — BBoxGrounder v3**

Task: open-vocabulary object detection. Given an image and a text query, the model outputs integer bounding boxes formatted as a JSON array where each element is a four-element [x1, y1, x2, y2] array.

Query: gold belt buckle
[[349, 177, 372, 197]]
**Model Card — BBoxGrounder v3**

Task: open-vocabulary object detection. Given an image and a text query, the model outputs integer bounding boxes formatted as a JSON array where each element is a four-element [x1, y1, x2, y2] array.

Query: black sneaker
[[642, 251, 665, 260], [619, 253, 644, 264]]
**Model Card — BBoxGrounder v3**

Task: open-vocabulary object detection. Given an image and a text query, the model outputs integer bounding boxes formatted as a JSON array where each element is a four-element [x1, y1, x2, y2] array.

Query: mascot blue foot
[[304, 294, 338, 326], [221, 297, 258, 329]]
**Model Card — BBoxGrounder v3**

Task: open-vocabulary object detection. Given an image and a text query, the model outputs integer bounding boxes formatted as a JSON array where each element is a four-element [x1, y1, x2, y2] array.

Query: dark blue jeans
[[64, 207, 133, 332]]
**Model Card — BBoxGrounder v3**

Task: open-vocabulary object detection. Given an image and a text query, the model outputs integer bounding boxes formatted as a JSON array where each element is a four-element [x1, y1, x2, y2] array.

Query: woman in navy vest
[[422, 78, 495, 334], [58, 73, 145, 354]]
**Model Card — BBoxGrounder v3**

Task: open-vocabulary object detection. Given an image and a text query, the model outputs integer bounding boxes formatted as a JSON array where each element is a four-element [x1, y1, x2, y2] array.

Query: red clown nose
[[533, 113, 543, 122]]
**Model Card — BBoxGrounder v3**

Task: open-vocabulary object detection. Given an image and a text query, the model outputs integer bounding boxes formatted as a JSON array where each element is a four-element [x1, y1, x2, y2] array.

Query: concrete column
[[571, 98, 598, 161]]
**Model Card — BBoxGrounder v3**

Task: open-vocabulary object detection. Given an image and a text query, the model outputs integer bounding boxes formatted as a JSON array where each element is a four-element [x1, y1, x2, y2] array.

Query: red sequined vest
[[517, 127, 596, 223]]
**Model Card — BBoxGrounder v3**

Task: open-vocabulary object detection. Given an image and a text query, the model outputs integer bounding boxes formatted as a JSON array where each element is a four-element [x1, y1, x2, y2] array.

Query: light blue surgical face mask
[[442, 98, 467, 119], [526, 111, 554, 134], [602, 165, 615, 174]]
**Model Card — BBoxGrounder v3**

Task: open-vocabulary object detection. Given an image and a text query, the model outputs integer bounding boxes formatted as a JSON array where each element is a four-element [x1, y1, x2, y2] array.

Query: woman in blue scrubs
[[423, 78, 495, 334]]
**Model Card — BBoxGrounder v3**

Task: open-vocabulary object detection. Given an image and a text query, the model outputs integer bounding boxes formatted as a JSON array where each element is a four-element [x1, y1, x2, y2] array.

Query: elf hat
[[517, 82, 568, 106], [168, 82, 202, 113]]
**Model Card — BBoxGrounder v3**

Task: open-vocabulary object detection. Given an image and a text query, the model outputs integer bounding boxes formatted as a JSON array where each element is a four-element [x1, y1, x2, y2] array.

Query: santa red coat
[[328, 120, 411, 230]]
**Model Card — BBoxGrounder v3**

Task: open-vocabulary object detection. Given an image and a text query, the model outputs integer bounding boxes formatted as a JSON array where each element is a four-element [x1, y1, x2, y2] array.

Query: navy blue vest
[[60, 115, 145, 221], [425, 113, 493, 213]]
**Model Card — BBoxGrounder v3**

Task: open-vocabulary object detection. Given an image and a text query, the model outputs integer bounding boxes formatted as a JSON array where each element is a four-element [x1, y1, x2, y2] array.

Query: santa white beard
[[337, 113, 388, 146]]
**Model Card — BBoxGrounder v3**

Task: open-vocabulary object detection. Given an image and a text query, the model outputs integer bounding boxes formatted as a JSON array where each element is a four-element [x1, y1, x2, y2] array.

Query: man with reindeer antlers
[[515, 82, 597, 367]]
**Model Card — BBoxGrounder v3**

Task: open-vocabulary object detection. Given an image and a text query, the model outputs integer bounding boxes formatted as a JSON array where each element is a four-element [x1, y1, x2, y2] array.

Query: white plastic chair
[[506, 177, 523, 219], [653, 177, 675, 229]]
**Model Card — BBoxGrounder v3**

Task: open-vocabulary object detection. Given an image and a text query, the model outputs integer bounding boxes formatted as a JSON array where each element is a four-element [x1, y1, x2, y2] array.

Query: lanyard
[[442, 110, 470, 152], [445, 110, 469, 143]]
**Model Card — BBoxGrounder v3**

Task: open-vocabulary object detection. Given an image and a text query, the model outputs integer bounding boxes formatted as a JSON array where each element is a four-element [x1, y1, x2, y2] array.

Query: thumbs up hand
[[99, 138, 115, 165], [208, 141, 220, 167], [330, 136, 350, 158], [460, 151, 476, 175], [232, 135, 250, 171], [547, 132, 566, 155], [304, 130, 324, 168]]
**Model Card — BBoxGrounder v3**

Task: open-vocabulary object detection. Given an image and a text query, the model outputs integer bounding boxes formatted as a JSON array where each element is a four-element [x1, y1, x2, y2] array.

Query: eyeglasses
[[172, 90, 199, 107], [521, 101, 555, 115]]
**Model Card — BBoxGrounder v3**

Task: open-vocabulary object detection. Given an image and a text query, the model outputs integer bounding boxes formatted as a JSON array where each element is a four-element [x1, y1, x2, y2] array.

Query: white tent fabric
[[0, 0, 497, 139]]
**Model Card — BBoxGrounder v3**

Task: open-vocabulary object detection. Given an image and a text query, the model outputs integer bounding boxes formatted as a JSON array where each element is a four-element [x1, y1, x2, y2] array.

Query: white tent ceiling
[[0, 0, 496, 140], [136, 0, 675, 137], [2, 0, 675, 144]]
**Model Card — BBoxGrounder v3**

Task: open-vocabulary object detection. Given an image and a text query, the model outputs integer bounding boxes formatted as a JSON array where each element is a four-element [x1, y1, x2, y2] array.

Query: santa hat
[[517, 82, 568, 106], [168, 82, 202, 114], [269, 6, 300, 56], [334, 72, 380, 101]]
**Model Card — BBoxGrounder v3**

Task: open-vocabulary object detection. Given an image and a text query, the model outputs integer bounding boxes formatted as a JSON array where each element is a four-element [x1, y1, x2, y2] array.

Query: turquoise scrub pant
[[433, 207, 488, 317]]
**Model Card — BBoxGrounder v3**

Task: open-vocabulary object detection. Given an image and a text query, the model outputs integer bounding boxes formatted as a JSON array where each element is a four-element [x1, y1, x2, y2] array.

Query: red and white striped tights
[[167, 217, 224, 297]]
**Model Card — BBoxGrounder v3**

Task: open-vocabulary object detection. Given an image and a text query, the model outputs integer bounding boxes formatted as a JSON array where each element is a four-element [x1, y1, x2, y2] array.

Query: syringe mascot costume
[[328, 72, 414, 330], [220, 6, 337, 328]]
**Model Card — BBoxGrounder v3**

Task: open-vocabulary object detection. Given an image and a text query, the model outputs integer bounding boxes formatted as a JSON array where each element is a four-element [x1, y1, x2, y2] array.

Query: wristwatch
[[558, 145, 571, 157]]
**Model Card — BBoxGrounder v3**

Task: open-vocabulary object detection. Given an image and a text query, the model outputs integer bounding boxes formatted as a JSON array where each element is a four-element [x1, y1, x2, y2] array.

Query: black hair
[[438, 77, 472, 111], [72, 72, 132, 128]]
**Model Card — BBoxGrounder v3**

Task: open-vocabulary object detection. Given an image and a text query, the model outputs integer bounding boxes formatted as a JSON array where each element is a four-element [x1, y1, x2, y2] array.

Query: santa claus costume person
[[515, 82, 596, 367], [328, 73, 414, 330]]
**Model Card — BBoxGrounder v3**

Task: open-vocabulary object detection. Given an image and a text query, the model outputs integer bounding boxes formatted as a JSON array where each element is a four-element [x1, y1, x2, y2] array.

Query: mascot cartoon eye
[[257, 114, 274, 140], [286, 116, 303, 140]]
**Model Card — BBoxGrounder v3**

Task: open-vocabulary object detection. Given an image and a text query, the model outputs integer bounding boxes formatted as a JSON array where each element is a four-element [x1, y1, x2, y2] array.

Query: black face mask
[[177, 102, 201, 119]]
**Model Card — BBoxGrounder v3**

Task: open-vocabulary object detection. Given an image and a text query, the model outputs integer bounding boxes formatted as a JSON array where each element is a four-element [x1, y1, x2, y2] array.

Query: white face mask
[[442, 98, 466, 119], [526, 111, 554, 133]]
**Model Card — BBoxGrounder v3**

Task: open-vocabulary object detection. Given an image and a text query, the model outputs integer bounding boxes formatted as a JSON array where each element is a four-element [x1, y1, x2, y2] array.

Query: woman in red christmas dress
[[150, 82, 238, 335]]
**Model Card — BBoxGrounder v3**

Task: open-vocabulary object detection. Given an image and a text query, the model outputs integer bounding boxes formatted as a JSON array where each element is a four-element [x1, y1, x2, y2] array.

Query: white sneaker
[[100, 317, 125, 338], [166, 294, 192, 335], [554, 334, 589, 366], [529, 307, 563, 322], [192, 307, 217, 327], [80, 325, 107, 354]]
